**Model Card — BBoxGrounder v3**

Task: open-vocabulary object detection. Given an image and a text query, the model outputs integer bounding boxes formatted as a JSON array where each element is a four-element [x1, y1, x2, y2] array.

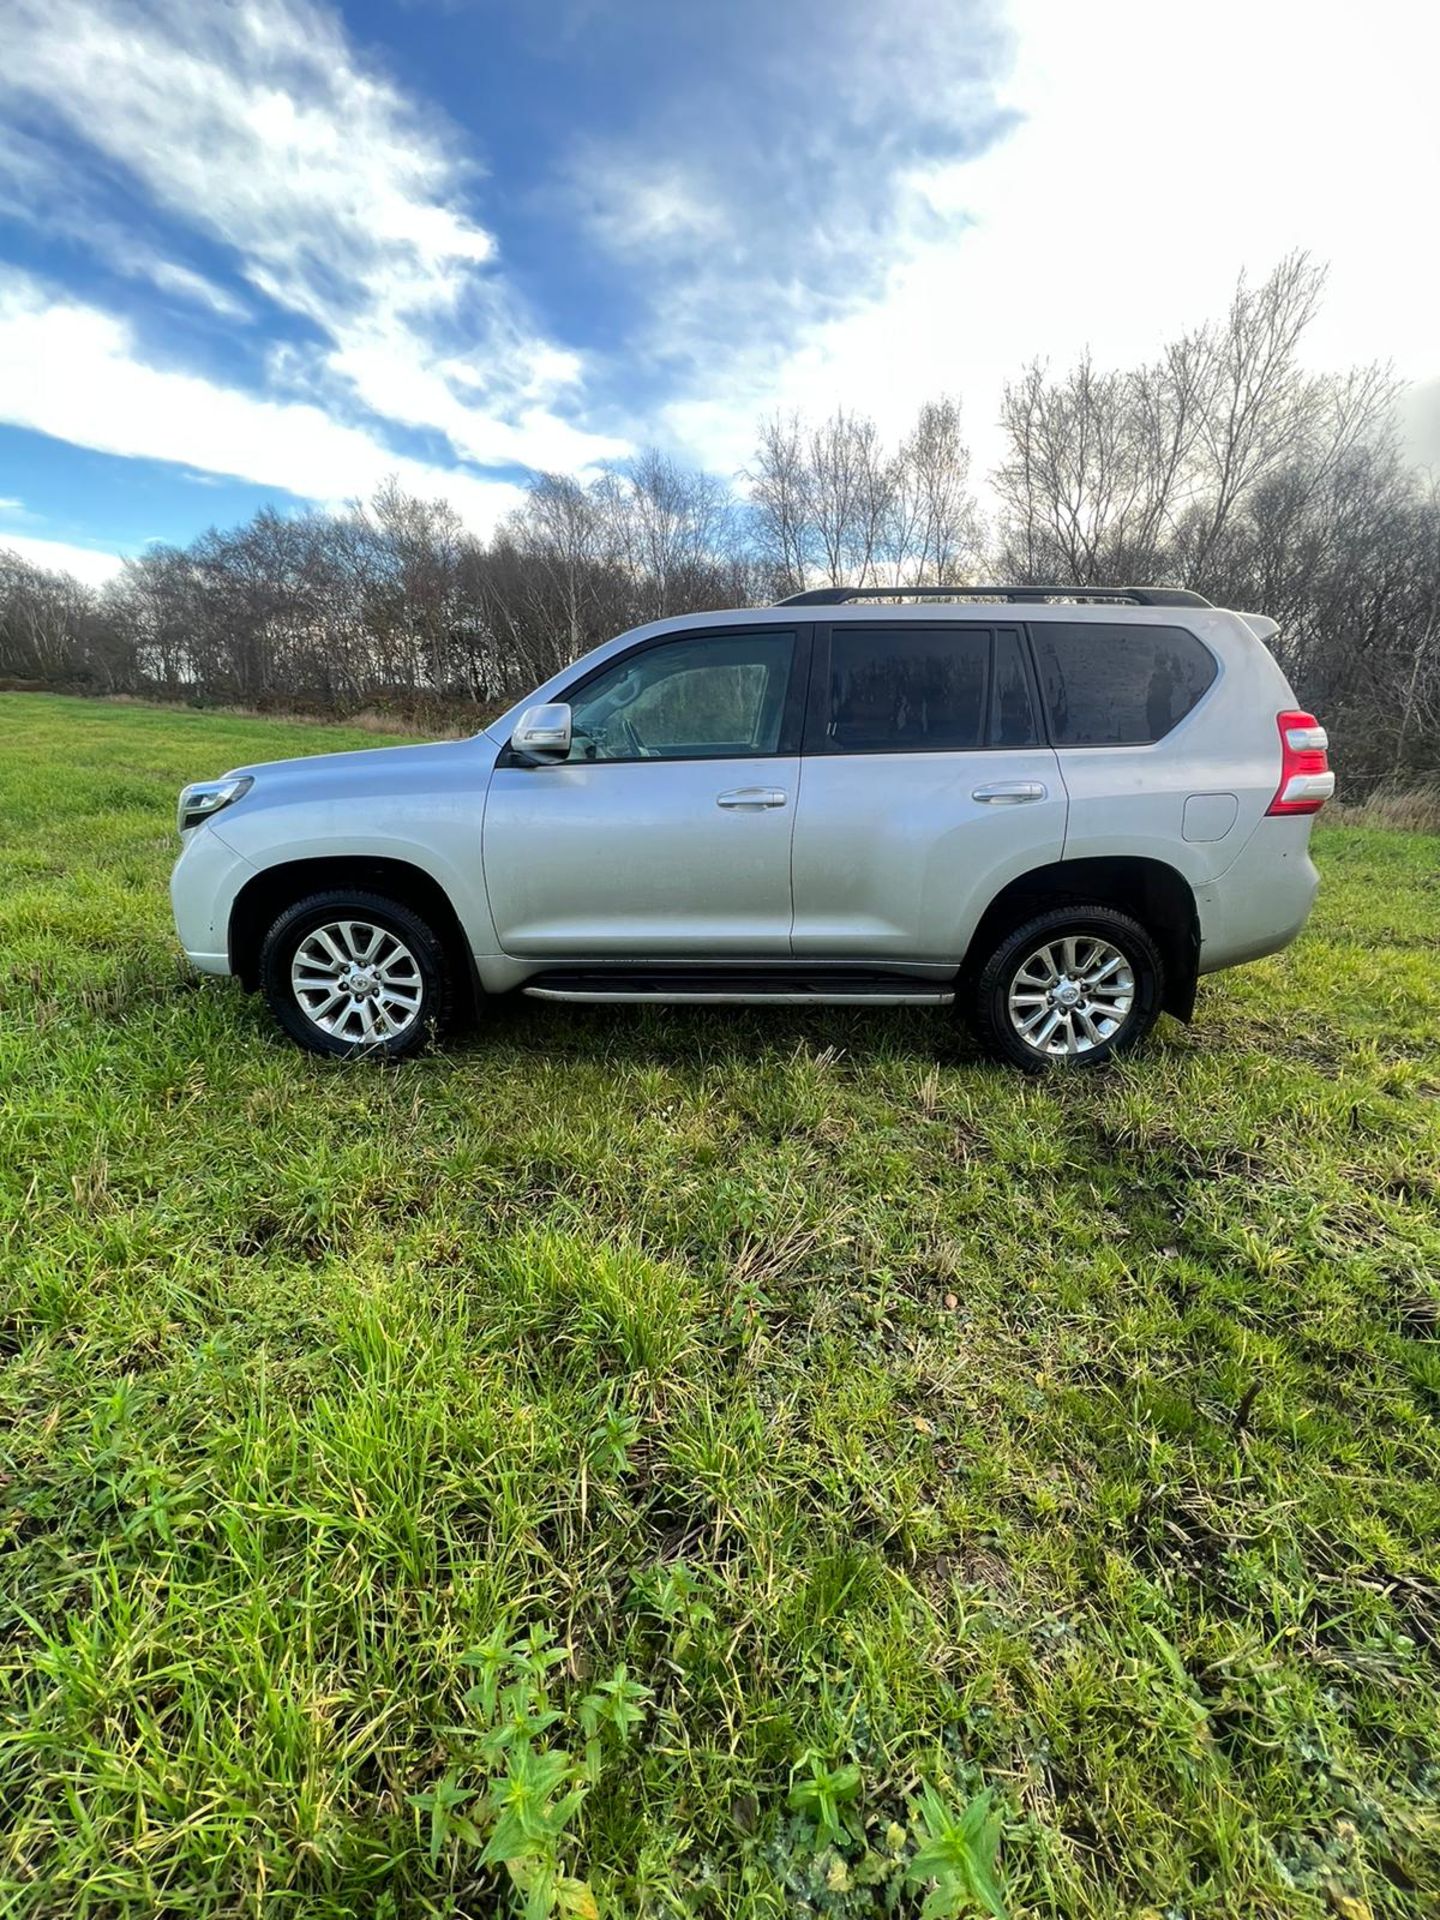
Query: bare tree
[[515, 473, 608, 655], [0, 549, 97, 683], [620, 450, 734, 618], [995, 351, 1186, 584], [746, 412, 814, 595], [807, 410, 886, 585], [893, 397, 980, 584], [1181, 253, 1328, 580], [994, 254, 1397, 597], [749, 402, 974, 591], [1391, 476, 1440, 778]]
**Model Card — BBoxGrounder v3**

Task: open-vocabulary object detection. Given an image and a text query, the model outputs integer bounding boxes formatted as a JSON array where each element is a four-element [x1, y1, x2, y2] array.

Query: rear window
[[1030, 622, 1217, 746]]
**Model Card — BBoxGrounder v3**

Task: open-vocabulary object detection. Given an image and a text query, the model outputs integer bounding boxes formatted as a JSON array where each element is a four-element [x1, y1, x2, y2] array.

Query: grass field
[[2, 692, 1439, 1920]]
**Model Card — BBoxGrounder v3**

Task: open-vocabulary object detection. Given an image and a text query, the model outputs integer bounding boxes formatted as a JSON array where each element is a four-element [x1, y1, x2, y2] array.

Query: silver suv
[[170, 586, 1333, 1068]]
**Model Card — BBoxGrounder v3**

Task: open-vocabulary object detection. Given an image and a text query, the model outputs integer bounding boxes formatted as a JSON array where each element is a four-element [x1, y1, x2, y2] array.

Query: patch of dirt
[[1395, 1288, 1440, 1338], [1087, 1116, 1268, 1187], [233, 1211, 331, 1263], [913, 1543, 1016, 1608], [1124, 1480, 1251, 1618]]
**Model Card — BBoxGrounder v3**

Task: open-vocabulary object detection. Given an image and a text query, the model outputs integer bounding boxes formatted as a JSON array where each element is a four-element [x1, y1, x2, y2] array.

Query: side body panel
[[481, 756, 800, 957], [1049, 609, 1321, 970], [183, 738, 503, 968], [791, 747, 1067, 961], [1192, 814, 1320, 971]]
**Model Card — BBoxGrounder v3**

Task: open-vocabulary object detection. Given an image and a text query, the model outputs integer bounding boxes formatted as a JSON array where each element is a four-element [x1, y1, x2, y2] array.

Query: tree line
[[3, 254, 1436, 789]]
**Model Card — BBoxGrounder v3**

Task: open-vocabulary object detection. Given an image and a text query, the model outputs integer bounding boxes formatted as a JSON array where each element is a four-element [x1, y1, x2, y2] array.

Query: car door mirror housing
[[511, 703, 572, 762]]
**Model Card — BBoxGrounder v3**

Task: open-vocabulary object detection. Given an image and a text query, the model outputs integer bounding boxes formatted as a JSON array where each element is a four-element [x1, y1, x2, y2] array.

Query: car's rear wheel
[[969, 905, 1163, 1069], [259, 890, 452, 1059]]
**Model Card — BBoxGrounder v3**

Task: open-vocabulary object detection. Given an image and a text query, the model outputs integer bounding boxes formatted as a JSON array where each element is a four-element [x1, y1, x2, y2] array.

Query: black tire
[[259, 890, 453, 1060], [968, 905, 1163, 1071]]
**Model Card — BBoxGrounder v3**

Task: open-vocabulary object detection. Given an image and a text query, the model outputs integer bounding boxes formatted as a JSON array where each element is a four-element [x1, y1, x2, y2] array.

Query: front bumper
[[169, 825, 256, 974]]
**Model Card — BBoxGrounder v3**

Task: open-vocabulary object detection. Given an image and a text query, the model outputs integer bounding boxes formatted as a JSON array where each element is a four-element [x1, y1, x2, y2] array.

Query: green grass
[[2, 691, 1439, 1919]]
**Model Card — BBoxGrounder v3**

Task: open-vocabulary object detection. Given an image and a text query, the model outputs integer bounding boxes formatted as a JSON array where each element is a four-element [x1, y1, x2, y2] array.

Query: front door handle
[[717, 787, 788, 809], [972, 780, 1047, 805]]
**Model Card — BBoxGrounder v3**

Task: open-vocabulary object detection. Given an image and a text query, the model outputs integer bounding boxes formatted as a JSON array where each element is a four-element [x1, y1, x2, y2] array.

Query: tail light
[[1266, 710, 1334, 815]]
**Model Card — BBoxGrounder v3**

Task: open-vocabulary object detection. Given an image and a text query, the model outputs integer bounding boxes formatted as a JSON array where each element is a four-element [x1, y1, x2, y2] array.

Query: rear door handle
[[717, 787, 788, 809], [972, 780, 1047, 805]]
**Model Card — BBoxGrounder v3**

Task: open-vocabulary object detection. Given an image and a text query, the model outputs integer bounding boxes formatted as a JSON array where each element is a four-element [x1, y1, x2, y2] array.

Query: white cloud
[[324, 339, 625, 474], [1, 0, 628, 478], [575, 155, 728, 256], [0, 531, 128, 585], [139, 259, 250, 322], [0, 122, 251, 321], [0, 272, 528, 534], [658, 0, 1440, 484]]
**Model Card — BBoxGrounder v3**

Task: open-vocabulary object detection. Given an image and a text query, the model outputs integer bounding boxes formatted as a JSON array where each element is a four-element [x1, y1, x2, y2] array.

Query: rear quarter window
[[1030, 622, 1217, 746]]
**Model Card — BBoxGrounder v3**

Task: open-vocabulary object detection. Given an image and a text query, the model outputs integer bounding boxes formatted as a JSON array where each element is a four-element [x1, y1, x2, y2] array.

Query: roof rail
[[777, 584, 1212, 609]]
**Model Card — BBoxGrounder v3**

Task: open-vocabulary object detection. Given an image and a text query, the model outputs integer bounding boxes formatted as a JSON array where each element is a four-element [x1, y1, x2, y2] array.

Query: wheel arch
[[229, 857, 477, 1011], [962, 855, 1200, 1021]]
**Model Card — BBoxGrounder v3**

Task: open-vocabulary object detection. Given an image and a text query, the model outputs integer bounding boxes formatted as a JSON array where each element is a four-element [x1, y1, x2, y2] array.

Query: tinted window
[[566, 630, 794, 762], [827, 626, 988, 752], [1030, 622, 1217, 746], [991, 628, 1040, 747]]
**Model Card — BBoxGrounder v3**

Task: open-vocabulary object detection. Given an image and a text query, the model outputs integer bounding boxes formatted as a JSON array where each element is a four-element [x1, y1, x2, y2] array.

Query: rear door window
[[821, 625, 990, 753], [1029, 622, 1217, 745]]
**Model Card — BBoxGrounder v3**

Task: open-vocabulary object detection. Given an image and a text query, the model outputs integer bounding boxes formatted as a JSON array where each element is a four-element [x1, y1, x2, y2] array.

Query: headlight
[[178, 775, 253, 835]]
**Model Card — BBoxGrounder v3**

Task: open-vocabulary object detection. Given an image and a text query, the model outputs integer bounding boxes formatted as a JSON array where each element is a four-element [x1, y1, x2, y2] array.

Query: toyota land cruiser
[[170, 586, 1332, 1067]]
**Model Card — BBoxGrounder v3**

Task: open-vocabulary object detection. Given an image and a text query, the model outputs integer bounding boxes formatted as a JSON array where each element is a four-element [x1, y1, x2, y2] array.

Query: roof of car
[[777, 585, 1210, 609], [638, 594, 1231, 630]]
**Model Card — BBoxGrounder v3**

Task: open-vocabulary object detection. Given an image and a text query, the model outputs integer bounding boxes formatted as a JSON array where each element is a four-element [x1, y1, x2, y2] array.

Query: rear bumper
[[1195, 816, 1320, 974], [170, 825, 255, 975]]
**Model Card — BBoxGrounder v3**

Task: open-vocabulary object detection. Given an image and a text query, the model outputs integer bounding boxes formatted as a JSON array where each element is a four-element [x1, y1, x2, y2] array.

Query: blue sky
[[2, 0, 1437, 584]]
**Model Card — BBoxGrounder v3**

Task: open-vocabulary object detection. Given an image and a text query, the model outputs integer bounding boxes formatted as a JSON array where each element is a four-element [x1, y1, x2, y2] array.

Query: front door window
[[565, 630, 795, 761]]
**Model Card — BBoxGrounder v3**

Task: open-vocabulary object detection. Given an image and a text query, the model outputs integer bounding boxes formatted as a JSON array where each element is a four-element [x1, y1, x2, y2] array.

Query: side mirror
[[511, 702, 572, 762]]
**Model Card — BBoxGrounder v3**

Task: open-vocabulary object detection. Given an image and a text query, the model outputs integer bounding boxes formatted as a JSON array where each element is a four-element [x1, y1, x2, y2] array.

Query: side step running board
[[521, 967, 955, 1006]]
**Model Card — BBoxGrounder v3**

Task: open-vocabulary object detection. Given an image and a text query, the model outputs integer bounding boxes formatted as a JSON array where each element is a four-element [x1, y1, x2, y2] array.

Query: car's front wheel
[[259, 890, 452, 1059], [969, 905, 1163, 1069]]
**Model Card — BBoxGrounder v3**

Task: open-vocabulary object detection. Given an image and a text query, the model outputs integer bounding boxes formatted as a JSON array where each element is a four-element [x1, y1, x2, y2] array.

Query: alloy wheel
[[1006, 934, 1135, 1058], [290, 919, 424, 1045]]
